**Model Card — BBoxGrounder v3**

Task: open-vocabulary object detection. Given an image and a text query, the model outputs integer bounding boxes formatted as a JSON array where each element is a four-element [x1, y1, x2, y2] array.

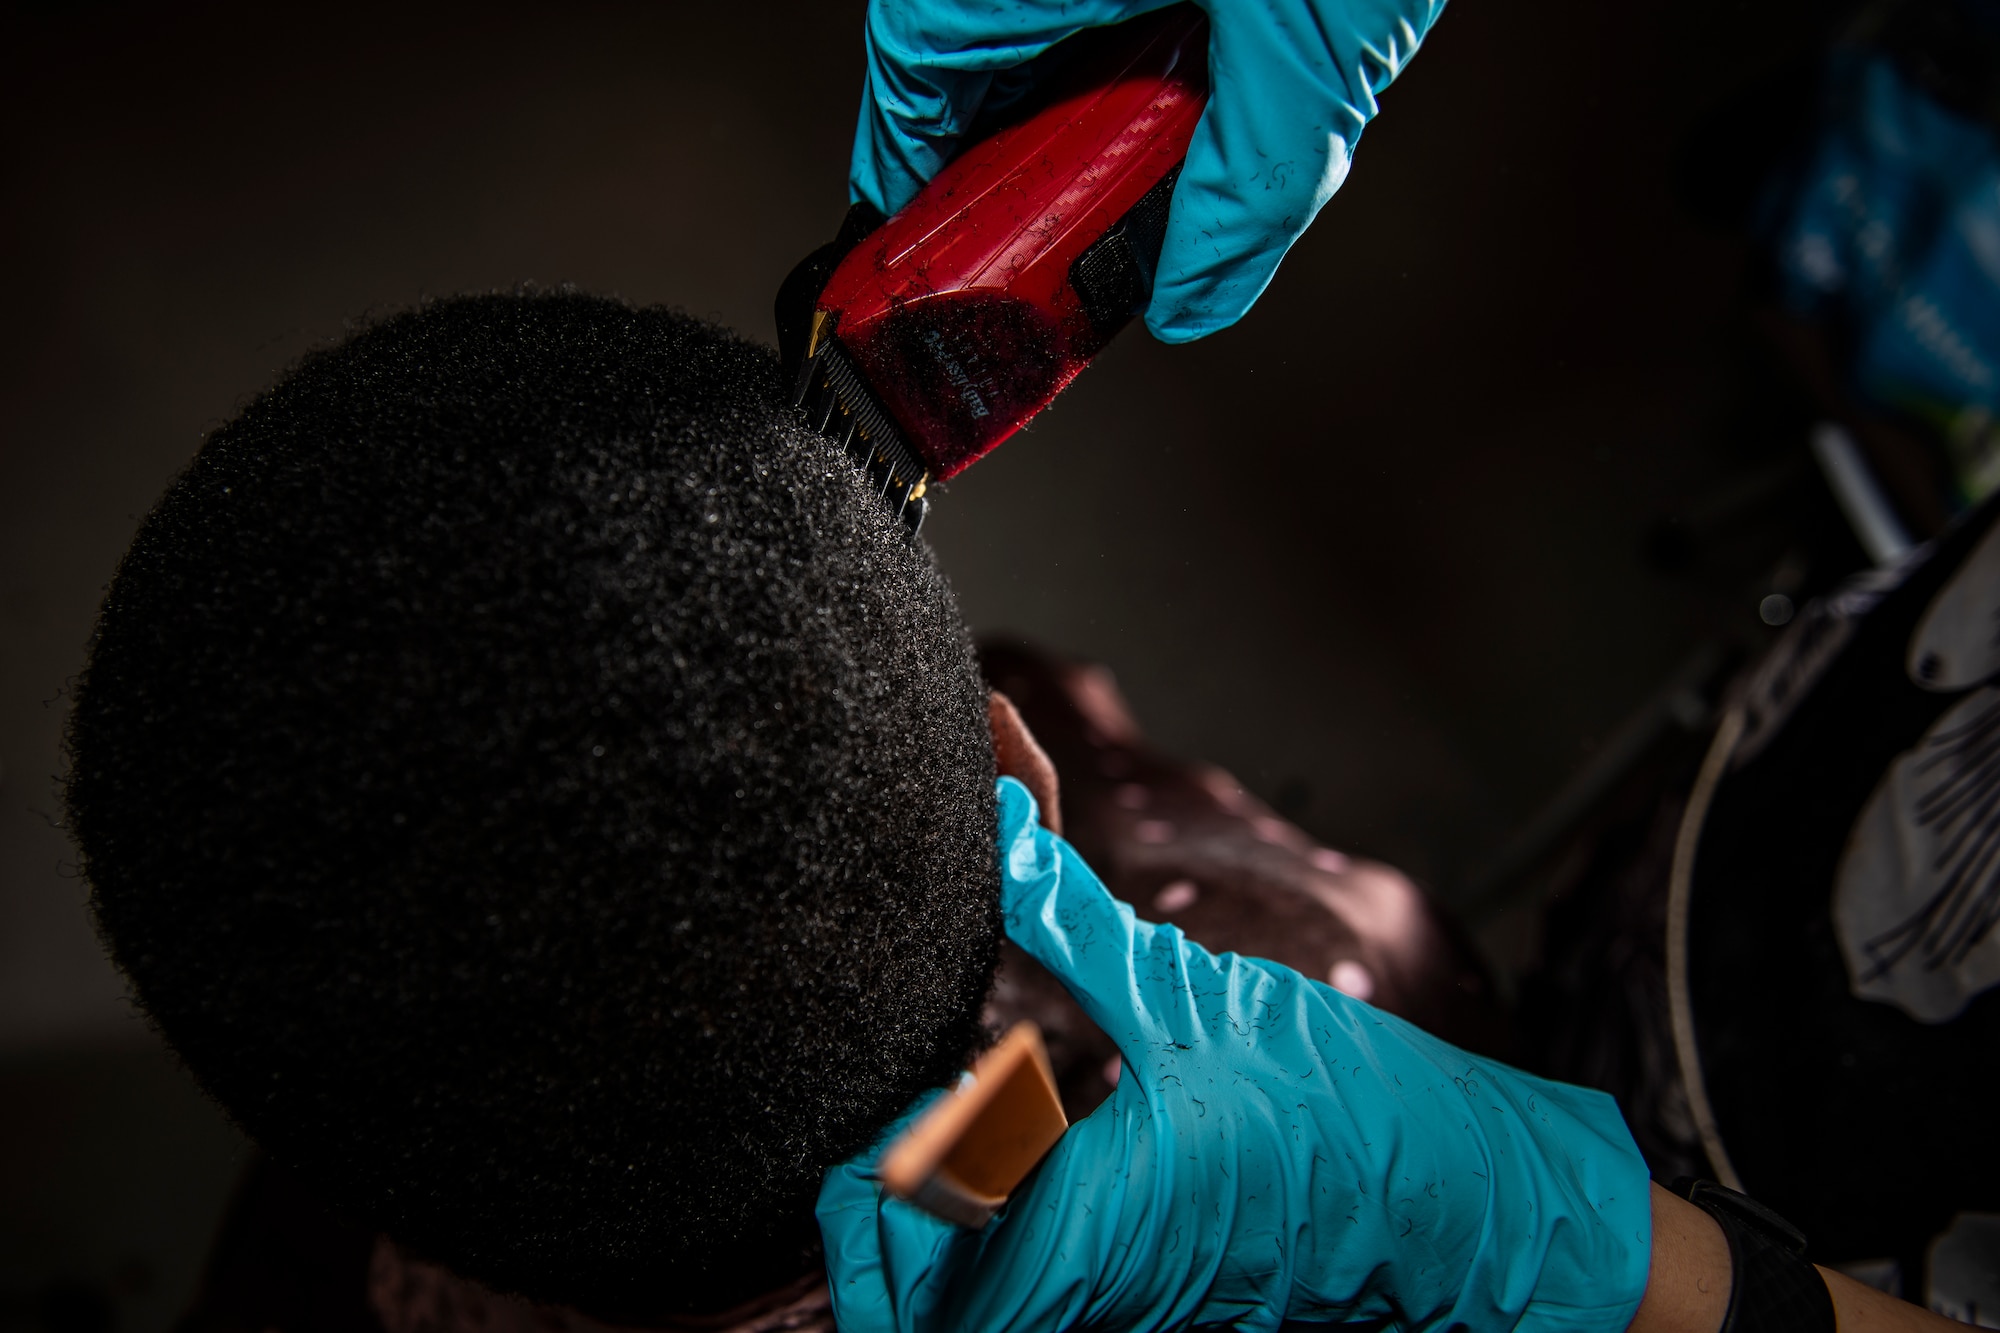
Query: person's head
[[64, 291, 1003, 1319]]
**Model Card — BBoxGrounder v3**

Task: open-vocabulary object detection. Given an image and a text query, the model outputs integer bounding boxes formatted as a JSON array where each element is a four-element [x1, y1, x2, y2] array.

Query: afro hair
[[64, 291, 1002, 1319]]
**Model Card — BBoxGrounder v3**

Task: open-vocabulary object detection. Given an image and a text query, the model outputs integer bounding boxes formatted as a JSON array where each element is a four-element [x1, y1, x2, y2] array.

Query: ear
[[988, 690, 1062, 836]]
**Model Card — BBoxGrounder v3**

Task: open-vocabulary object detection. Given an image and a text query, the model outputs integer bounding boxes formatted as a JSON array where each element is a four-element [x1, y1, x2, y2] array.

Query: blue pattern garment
[[1760, 48, 2000, 500]]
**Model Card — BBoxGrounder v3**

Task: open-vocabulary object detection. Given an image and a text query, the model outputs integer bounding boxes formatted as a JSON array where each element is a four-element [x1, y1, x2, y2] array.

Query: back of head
[[64, 292, 1000, 1318]]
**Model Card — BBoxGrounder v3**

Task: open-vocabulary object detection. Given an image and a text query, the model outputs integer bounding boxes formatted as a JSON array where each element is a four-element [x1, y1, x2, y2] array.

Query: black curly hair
[[63, 292, 1001, 1319]]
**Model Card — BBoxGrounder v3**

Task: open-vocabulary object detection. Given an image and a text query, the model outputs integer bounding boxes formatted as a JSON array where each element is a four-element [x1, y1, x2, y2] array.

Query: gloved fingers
[[995, 778, 1204, 1053], [817, 1089, 966, 1333], [978, 61, 1043, 123], [850, 55, 994, 217], [926, 1085, 1187, 1333], [1143, 0, 1443, 341], [849, 0, 1168, 215], [818, 1077, 1172, 1333]]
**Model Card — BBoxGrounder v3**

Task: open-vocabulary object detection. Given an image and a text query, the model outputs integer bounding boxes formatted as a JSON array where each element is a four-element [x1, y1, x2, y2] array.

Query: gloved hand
[[849, 0, 1448, 343], [819, 778, 1653, 1333]]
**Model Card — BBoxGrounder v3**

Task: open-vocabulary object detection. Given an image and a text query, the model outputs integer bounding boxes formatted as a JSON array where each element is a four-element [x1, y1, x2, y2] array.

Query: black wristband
[[1670, 1179, 1835, 1333]]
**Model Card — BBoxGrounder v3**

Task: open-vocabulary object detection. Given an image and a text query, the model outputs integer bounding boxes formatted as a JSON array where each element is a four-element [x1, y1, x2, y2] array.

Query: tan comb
[[878, 1021, 1070, 1228]]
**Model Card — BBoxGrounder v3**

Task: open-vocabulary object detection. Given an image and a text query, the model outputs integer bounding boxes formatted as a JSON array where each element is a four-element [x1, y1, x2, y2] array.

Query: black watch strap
[[1671, 1179, 1835, 1333]]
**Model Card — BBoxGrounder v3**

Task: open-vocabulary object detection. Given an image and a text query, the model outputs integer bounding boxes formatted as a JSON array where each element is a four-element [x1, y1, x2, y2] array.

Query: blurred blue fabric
[[1760, 47, 2000, 500]]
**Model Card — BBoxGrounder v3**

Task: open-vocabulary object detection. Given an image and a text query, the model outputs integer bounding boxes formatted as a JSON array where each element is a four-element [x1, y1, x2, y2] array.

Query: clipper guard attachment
[[794, 321, 934, 537]]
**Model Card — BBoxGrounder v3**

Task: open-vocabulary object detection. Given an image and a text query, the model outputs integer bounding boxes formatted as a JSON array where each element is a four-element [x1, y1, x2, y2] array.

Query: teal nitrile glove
[[819, 777, 1652, 1333], [848, 0, 1447, 343]]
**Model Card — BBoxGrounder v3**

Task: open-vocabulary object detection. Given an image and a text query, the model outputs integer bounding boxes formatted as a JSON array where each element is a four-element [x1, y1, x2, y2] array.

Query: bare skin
[[1631, 1184, 1736, 1333], [1817, 1264, 1971, 1333], [1629, 1183, 1970, 1333]]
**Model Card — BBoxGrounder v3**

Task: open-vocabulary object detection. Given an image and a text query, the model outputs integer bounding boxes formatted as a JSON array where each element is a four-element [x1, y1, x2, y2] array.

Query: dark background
[[1, 0, 1830, 1326]]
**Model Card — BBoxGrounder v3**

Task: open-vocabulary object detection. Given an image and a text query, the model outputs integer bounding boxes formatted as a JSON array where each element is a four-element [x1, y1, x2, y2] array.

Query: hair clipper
[[774, 4, 1210, 535]]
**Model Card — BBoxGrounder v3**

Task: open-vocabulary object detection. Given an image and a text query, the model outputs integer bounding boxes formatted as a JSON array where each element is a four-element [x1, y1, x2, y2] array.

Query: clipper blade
[[792, 337, 930, 538]]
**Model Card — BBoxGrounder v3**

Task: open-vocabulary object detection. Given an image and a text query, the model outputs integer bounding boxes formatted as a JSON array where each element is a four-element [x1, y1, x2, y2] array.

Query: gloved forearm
[[849, 0, 1447, 343], [820, 779, 1652, 1333]]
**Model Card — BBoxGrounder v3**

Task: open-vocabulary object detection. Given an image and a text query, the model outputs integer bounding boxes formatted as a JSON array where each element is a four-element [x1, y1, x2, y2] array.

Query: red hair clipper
[[774, 4, 1210, 535]]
